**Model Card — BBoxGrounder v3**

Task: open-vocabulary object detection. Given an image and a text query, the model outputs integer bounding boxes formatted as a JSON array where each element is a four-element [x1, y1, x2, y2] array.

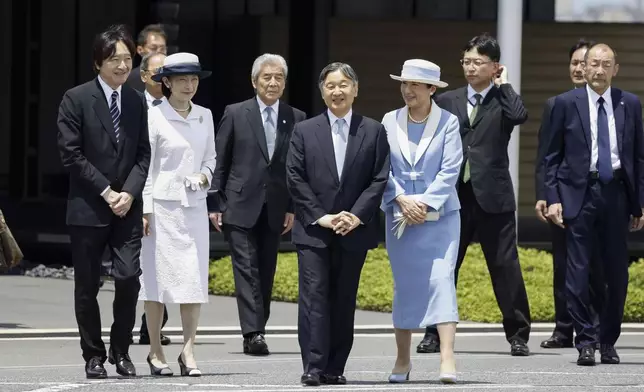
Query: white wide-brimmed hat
[[152, 52, 212, 82], [390, 59, 448, 88]]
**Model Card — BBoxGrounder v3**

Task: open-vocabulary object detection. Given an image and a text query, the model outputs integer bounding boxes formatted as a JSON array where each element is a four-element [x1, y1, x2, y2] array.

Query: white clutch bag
[[391, 195, 441, 239]]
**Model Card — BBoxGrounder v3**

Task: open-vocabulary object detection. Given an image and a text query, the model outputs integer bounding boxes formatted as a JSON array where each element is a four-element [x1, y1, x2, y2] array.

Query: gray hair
[[318, 62, 359, 91], [251, 53, 288, 81], [140, 51, 166, 72]]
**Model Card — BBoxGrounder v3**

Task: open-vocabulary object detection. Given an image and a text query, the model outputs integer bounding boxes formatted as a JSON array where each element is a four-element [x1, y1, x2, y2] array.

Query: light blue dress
[[381, 104, 463, 329]]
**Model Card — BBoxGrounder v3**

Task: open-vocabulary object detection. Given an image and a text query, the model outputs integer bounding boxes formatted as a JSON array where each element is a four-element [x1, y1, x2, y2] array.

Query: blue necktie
[[110, 91, 121, 144], [596, 97, 612, 183]]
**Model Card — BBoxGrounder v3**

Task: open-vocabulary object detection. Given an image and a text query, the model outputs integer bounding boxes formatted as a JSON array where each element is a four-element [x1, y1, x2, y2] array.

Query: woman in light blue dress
[[381, 59, 463, 384]]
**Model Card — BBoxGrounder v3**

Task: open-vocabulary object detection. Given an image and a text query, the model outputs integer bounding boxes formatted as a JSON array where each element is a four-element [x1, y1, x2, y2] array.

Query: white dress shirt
[[467, 82, 494, 117], [586, 84, 620, 171], [145, 90, 165, 108], [97, 76, 122, 112]]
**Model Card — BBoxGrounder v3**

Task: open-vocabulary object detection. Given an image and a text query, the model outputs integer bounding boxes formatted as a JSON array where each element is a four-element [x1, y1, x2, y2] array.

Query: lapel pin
[[199, 116, 203, 123], [621, 101, 624, 105], [282, 119, 286, 124]]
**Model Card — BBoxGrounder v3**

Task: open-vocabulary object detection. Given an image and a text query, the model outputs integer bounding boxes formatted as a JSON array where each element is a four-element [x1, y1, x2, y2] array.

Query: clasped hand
[[103, 189, 133, 218], [395, 195, 427, 225], [318, 211, 360, 236], [185, 173, 208, 191]]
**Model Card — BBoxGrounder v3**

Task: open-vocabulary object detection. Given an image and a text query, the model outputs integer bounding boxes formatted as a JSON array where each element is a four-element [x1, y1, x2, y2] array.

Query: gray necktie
[[334, 118, 347, 179], [264, 107, 276, 159]]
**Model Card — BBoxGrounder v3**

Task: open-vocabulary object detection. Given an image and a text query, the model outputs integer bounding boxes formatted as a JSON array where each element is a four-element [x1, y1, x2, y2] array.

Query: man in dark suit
[[126, 24, 167, 93], [534, 39, 605, 349], [57, 25, 150, 378], [286, 62, 390, 386], [209, 54, 306, 355], [417, 33, 531, 356], [545, 43, 644, 366]]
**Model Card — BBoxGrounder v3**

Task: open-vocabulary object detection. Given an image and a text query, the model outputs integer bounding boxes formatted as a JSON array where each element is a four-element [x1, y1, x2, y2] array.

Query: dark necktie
[[153, 99, 163, 106], [463, 94, 482, 183], [110, 91, 120, 143], [596, 97, 612, 183]]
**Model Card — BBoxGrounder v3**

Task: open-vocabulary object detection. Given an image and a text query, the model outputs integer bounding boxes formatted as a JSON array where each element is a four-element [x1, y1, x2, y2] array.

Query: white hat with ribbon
[[390, 59, 448, 88]]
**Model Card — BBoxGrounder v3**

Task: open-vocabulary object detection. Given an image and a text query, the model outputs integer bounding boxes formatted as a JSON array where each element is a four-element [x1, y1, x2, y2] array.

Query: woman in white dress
[[139, 52, 216, 377]]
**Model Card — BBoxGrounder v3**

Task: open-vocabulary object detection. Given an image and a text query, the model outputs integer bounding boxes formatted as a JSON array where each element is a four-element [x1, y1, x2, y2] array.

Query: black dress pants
[[224, 206, 281, 336], [425, 182, 531, 343], [69, 212, 142, 362], [296, 244, 367, 376]]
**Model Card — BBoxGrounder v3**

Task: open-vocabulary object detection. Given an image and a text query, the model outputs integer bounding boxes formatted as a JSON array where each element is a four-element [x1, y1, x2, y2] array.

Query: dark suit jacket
[[126, 66, 145, 93], [286, 112, 390, 251], [534, 96, 556, 202], [544, 87, 644, 219], [436, 84, 528, 214], [57, 78, 151, 226], [211, 98, 306, 231]]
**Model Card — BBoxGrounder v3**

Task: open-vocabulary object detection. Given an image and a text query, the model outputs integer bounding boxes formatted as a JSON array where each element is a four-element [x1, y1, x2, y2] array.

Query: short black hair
[[569, 38, 596, 60], [462, 33, 501, 63], [92, 24, 135, 73], [161, 81, 172, 98], [317, 62, 359, 91], [137, 24, 167, 47]]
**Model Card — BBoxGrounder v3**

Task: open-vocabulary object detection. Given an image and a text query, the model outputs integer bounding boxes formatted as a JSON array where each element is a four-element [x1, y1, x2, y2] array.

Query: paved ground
[[3, 276, 644, 391], [0, 276, 391, 331], [2, 334, 644, 391]]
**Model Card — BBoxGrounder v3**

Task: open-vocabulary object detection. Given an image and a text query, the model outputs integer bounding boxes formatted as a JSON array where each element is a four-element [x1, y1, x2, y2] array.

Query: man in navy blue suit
[[534, 38, 605, 350], [544, 43, 644, 366]]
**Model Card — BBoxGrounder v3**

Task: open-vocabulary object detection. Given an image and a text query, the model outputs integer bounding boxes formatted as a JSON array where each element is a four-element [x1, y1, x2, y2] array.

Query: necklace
[[172, 104, 191, 112], [408, 111, 429, 123]]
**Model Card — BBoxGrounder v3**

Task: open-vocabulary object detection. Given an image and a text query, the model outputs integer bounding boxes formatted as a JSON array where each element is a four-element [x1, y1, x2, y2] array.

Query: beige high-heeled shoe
[[439, 361, 457, 384]]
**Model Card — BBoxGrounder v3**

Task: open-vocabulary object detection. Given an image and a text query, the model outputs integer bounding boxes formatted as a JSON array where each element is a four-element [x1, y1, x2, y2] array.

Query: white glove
[[184, 174, 206, 192]]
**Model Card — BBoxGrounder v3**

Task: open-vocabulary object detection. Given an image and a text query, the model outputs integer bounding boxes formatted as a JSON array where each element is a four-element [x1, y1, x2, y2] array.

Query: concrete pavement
[[3, 276, 644, 339], [2, 334, 644, 391]]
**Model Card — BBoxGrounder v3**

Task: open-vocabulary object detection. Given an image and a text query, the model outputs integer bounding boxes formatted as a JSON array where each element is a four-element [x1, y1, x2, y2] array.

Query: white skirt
[[139, 199, 210, 304]]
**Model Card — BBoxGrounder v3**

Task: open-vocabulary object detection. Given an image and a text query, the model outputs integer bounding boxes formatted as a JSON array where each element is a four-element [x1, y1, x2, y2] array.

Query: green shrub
[[209, 244, 644, 322]]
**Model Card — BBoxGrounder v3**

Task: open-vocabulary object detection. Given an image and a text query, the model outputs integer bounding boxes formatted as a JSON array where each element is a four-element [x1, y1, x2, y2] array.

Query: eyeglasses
[[460, 59, 492, 67]]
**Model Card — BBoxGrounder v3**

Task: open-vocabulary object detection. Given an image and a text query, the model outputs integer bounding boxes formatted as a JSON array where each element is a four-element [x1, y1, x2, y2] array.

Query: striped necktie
[[110, 91, 121, 144]]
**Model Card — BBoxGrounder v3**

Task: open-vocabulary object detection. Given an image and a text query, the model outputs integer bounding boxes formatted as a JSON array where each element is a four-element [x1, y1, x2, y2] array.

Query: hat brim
[[389, 74, 448, 88], [151, 70, 212, 83]]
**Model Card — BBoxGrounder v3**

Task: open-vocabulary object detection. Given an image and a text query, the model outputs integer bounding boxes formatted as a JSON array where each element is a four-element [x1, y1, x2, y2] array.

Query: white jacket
[[142, 99, 217, 214]]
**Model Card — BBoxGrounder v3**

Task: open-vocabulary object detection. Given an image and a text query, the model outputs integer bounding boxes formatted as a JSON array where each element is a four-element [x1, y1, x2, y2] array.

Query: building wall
[[0, 0, 12, 195], [326, 19, 644, 216]]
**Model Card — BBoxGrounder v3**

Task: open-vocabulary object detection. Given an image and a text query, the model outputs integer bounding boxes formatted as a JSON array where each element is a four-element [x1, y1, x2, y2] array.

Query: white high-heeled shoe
[[388, 364, 412, 383], [439, 372, 457, 384]]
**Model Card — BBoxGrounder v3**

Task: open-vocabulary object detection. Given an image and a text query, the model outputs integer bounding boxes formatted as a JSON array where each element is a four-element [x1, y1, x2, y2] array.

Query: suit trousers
[[224, 205, 280, 336], [296, 244, 367, 376], [565, 178, 629, 350], [549, 222, 605, 340], [69, 212, 142, 362], [425, 182, 531, 343]]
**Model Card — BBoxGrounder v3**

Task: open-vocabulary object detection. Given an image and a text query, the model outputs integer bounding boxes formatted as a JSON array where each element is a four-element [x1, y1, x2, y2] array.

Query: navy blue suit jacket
[[286, 112, 390, 251], [544, 87, 644, 219]]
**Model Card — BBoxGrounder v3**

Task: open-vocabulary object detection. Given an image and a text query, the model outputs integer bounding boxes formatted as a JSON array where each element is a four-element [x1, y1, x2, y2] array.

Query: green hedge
[[209, 244, 644, 322]]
